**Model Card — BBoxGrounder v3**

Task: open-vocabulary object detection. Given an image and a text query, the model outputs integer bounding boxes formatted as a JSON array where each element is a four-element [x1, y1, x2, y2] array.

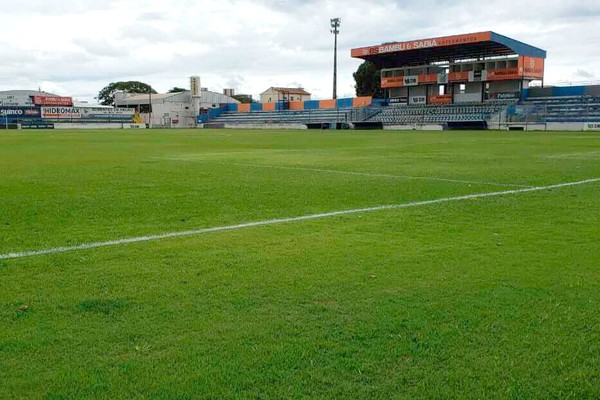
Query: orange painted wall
[[289, 101, 304, 110], [262, 102, 276, 111], [319, 99, 336, 109], [352, 96, 373, 107], [238, 103, 251, 112]]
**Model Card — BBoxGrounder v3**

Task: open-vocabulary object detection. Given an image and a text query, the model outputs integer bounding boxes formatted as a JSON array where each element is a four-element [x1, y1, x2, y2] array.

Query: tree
[[231, 94, 253, 104], [168, 87, 187, 93], [97, 81, 157, 106], [353, 61, 383, 98]]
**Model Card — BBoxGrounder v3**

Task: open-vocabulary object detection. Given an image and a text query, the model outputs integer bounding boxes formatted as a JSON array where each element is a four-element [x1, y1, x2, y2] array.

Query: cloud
[[574, 69, 595, 79]]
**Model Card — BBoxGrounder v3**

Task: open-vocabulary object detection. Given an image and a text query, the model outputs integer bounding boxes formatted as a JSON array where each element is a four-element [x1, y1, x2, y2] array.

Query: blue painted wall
[[304, 100, 319, 110], [337, 98, 353, 108]]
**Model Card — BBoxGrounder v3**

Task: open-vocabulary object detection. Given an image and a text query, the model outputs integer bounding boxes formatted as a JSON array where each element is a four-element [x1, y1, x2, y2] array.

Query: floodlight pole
[[148, 89, 152, 128], [330, 18, 341, 100]]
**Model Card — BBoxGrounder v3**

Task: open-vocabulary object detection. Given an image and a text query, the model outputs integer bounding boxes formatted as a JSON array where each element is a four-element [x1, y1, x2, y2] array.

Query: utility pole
[[330, 18, 341, 100]]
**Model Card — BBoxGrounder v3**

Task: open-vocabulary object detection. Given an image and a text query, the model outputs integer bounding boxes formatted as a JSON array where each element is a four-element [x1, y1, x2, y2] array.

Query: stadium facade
[[350, 31, 546, 105]]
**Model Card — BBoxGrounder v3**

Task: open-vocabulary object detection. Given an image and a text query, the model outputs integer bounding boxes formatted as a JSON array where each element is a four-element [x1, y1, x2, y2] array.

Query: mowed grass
[[0, 128, 599, 399]]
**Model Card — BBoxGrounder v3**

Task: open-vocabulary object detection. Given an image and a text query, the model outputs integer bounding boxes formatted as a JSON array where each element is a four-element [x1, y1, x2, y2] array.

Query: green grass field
[[1, 128, 599, 399]]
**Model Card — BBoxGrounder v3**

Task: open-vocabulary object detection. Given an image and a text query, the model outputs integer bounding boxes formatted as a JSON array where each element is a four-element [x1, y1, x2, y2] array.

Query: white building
[[114, 89, 239, 127], [259, 87, 311, 103]]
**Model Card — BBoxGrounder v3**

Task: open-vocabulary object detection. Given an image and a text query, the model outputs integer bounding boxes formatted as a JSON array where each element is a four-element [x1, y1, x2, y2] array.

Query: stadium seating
[[367, 101, 513, 125], [208, 107, 378, 125], [514, 95, 600, 123]]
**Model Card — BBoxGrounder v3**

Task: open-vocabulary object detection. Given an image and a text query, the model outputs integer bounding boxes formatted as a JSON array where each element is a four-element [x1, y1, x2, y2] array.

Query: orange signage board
[[487, 68, 520, 81], [351, 32, 492, 58], [381, 76, 405, 88], [429, 95, 452, 104], [33, 96, 73, 106], [448, 71, 469, 82], [519, 56, 544, 79], [418, 73, 438, 84]]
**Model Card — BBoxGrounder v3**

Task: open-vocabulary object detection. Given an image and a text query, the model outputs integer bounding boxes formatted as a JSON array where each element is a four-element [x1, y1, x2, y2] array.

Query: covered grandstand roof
[[351, 31, 546, 67]]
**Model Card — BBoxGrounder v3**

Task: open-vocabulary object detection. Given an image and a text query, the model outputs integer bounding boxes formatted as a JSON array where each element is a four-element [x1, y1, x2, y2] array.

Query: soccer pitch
[[1, 129, 599, 398]]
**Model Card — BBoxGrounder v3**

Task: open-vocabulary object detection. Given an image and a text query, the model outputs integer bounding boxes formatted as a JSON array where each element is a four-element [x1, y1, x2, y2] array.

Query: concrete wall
[[53, 123, 146, 129], [504, 122, 600, 131], [383, 124, 445, 131], [223, 123, 307, 130]]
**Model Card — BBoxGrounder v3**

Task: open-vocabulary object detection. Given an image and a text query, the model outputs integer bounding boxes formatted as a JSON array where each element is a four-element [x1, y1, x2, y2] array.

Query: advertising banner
[[410, 96, 427, 105], [584, 123, 600, 131], [429, 95, 452, 104], [81, 108, 134, 118], [448, 71, 469, 82], [41, 107, 81, 119], [33, 96, 73, 107], [351, 32, 492, 57], [381, 76, 405, 88], [487, 68, 520, 81], [519, 56, 544, 79], [489, 92, 520, 100], [0, 107, 41, 118], [389, 97, 408, 105], [403, 75, 419, 86], [418, 73, 438, 84]]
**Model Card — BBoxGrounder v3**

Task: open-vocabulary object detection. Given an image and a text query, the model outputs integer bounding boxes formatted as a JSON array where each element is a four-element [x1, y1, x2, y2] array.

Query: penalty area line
[[1, 177, 599, 261]]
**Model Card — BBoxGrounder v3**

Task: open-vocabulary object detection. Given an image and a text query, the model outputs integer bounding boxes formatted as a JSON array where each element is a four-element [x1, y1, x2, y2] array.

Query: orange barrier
[[238, 103, 251, 112], [289, 101, 304, 110], [262, 102, 276, 111], [319, 99, 336, 109], [352, 96, 372, 107]]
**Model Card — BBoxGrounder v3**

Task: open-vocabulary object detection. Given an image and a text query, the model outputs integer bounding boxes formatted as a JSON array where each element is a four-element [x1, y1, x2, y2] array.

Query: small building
[[114, 89, 239, 127], [260, 87, 311, 104]]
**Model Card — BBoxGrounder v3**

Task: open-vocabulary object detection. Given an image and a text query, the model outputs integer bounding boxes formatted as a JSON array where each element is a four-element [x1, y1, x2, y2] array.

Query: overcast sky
[[1, 0, 599, 102]]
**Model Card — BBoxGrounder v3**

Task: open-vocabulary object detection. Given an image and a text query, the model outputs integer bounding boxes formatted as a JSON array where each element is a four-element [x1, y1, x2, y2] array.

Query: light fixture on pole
[[330, 17, 341, 100]]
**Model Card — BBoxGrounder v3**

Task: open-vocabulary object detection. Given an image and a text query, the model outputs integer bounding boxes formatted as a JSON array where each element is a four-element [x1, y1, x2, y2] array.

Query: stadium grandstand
[[200, 31, 546, 129], [205, 31, 598, 131]]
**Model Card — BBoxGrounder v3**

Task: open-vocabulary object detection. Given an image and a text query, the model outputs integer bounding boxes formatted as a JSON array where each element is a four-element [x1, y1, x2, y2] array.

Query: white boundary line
[[229, 162, 531, 188], [1, 177, 598, 261]]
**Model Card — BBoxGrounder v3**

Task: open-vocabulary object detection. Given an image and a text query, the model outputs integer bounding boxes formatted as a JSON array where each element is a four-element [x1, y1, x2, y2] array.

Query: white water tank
[[190, 76, 201, 97]]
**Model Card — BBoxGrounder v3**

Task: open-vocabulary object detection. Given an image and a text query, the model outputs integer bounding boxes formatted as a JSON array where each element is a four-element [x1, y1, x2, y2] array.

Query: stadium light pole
[[148, 88, 152, 128], [330, 18, 341, 100]]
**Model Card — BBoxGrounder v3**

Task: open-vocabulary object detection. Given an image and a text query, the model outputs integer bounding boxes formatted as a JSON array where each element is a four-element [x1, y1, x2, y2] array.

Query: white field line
[[542, 150, 600, 159], [1, 177, 598, 261], [229, 162, 531, 188]]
